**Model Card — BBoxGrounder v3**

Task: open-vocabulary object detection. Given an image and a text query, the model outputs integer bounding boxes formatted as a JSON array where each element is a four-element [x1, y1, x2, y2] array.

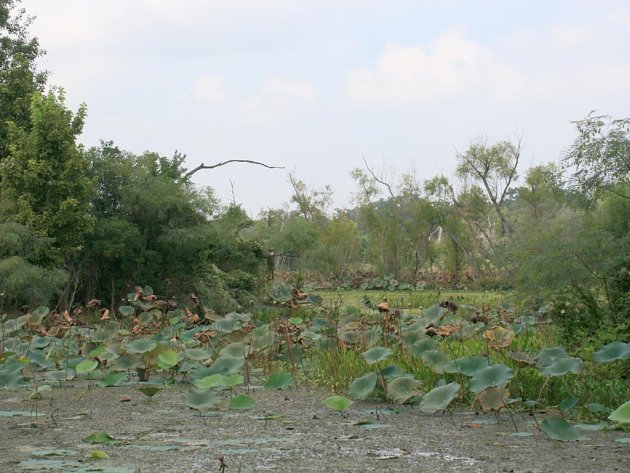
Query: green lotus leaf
[[540, 357, 581, 377], [360, 346, 393, 364], [126, 339, 157, 354], [419, 382, 460, 413], [184, 388, 222, 411], [508, 350, 536, 367], [207, 356, 244, 375], [444, 356, 488, 376], [469, 364, 514, 393], [138, 386, 161, 398], [97, 372, 127, 387], [387, 375, 422, 404], [0, 369, 22, 388], [559, 395, 579, 411], [379, 364, 405, 381], [219, 342, 247, 358], [75, 359, 98, 375], [111, 354, 142, 371], [408, 339, 438, 357], [118, 305, 135, 317], [230, 395, 255, 410], [593, 342, 630, 363], [609, 400, 630, 424], [183, 348, 212, 361], [540, 417, 583, 441], [421, 350, 451, 373], [535, 346, 568, 369], [84, 432, 115, 444], [323, 395, 353, 411], [157, 350, 181, 369], [422, 304, 447, 325], [264, 372, 293, 390], [349, 372, 377, 400]]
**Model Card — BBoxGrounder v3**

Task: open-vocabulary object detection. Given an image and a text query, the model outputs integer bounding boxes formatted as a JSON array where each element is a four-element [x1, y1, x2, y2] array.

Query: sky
[[19, 0, 630, 216]]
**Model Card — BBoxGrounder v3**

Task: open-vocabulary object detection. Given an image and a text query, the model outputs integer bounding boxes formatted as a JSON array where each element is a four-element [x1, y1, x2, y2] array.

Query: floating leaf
[[540, 417, 583, 441], [89, 450, 109, 459], [508, 351, 536, 367], [349, 372, 377, 400], [157, 350, 181, 369], [408, 338, 438, 357], [379, 364, 405, 381], [559, 395, 579, 412], [593, 342, 630, 363], [536, 346, 568, 369], [421, 350, 451, 373], [478, 387, 509, 412], [360, 347, 393, 364], [84, 432, 115, 444], [609, 400, 630, 424], [444, 356, 488, 376], [118, 306, 135, 317], [75, 359, 98, 375], [183, 348, 212, 361], [264, 372, 293, 390], [126, 339, 157, 354], [185, 388, 222, 411], [540, 357, 581, 377], [419, 382, 460, 413], [230, 395, 255, 410], [138, 386, 161, 398], [219, 342, 247, 358], [206, 355, 244, 375], [111, 354, 142, 371], [483, 326, 515, 350], [387, 376, 422, 404], [469, 364, 514, 393], [323, 395, 353, 411], [97, 372, 127, 387]]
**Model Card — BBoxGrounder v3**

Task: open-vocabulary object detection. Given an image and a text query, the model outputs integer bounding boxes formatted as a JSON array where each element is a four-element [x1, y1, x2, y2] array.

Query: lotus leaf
[[540, 417, 583, 441], [419, 382, 460, 413], [469, 364, 514, 393], [323, 395, 353, 411], [230, 395, 255, 410], [540, 357, 581, 377], [609, 400, 630, 424], [444, 355, 488, 376], [97, 372, 127, 387], [185, 388, 222, 411], [478, 387, 509, 412], [360, 346, 393, 364], [75, 359, 98, 375], [125, 339, 157, 354], [535, 346, 568, 369], [349, 372, 377, 400], [593, 341, 630, 363], [264, 372, 293, 389], [387, 376, 422, 404]]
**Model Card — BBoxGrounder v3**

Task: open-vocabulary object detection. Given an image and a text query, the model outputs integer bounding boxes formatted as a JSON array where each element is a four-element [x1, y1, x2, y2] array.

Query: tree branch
[[362, 154, 396, 199], [184, 159, 284, 179]]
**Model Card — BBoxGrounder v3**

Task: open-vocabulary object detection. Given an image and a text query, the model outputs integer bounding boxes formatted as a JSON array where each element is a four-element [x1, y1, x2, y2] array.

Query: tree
[[0, 89, 93, 263], [456, 139, 520, 237], [0, 0, 47, 162], [563, 114, 630, 200]]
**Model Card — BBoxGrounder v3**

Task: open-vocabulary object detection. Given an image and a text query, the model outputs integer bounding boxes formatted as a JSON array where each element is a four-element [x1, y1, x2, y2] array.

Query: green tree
[[564, 114, 630, 200], [0, 0, 47, 162], [0, 89, 93, 263]]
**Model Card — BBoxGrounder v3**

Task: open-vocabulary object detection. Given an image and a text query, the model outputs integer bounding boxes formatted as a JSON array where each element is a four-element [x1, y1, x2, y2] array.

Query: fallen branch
[[184, 159, 284, 178]]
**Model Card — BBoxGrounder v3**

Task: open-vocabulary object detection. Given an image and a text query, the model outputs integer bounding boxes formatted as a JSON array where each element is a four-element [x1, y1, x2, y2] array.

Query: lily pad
[[478, 387, 509, 412], [84, 432, 115, 444], [609, 400, 630, 424], [419, 382, 460, 413], [97, 372, 127, 387], [349, 372, 377, 400], [444, 356, 488, 376], [264, 372, 293, 390], [138, 386, 161, 398], [157, 350, 181, 369], [536, 346, 569, 369], [184, 388, 222, 411], [469, 364, 514, 393], [125, 338, 157, 354], [593, 342, 630, 363], [360, 347, 393, 365], [323, 395, 353, 412], [75, 359, 98, 375], [559, 395, 579, 412], [387, 376, 422, 404], [230, 395, 255, 410], [540, 417, 583, 441], [540, 357, 581, 377]]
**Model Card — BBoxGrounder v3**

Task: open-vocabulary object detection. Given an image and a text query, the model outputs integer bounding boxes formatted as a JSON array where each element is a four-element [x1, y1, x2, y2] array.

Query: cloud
[[191, 75, 228, 104], [345, 30, 519, 104], [240, 79, 316, 126], [548, 24, 592, 49]]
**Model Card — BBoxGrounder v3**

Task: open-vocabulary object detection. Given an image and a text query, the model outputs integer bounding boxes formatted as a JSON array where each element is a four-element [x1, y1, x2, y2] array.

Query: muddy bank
[[0, 384, 627, 473]]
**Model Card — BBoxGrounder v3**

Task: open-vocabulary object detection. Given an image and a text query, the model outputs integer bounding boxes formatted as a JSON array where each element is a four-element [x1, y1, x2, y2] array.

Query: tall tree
[[0, 0, 47, 162]]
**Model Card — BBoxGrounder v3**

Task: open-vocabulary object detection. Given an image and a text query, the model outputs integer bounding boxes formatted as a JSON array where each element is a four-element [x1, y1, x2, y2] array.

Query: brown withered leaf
[[478, 387, 509, 412], [86, 299, 101, 309], [483, 326, 515, 350], [100, 309, 110, 321], [436, 323, 458, 338]]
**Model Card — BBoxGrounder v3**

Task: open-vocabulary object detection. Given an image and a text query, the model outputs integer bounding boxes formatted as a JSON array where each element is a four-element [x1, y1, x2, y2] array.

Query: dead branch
[[184, 159, 284, 179], [362, 154, 396, 199]]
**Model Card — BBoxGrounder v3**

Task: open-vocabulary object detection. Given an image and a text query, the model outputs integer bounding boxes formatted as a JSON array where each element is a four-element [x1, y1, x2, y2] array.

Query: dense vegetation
[[0, 0, 628, 430]]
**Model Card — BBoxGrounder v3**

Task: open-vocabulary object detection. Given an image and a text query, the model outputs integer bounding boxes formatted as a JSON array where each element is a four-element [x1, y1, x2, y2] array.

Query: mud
[[0, 383, 628, 473]]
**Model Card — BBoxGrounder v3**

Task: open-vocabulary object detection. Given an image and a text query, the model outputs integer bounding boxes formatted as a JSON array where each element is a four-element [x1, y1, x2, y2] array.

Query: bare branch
[[184, 159, 284, 179], [362, 154, 396, 199]]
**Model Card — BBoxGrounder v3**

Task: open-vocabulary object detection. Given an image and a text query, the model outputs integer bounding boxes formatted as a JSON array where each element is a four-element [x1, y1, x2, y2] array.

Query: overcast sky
[[20, 0, 630, 216]]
